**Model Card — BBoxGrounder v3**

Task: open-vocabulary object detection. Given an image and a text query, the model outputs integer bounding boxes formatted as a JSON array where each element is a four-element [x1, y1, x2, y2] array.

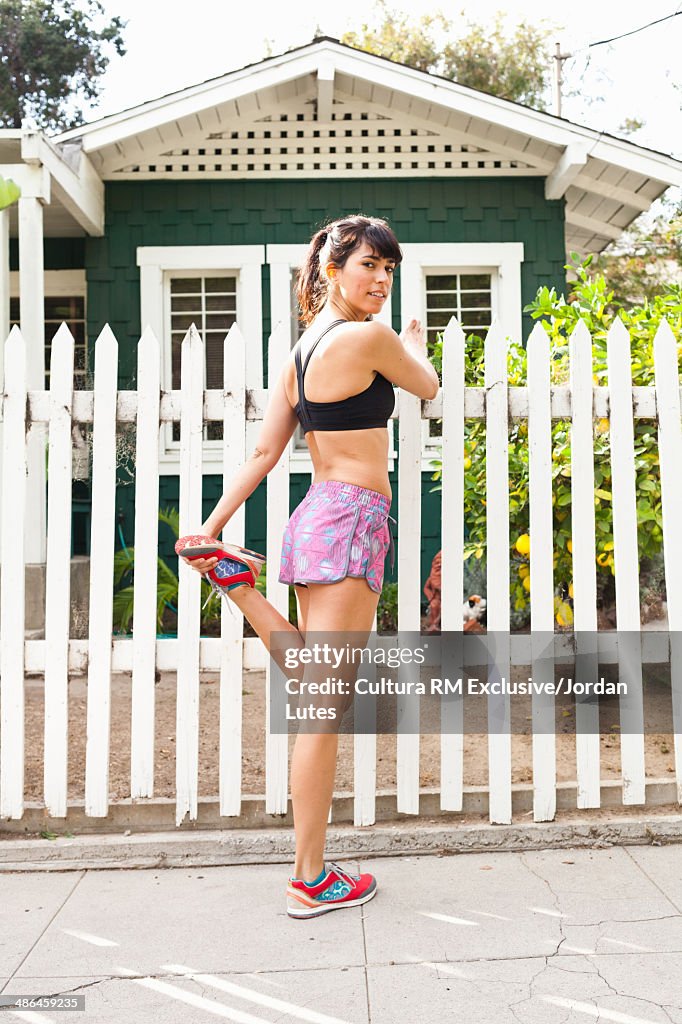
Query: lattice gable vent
[[109, 99, 535, 178]]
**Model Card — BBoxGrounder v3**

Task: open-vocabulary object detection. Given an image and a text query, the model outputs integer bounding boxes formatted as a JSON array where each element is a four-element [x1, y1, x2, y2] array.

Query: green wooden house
[[2, 37, 681, 629]]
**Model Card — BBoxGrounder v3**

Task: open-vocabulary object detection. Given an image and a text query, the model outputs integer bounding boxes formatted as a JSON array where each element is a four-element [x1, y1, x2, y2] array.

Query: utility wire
[[584, 10, 681, 52]]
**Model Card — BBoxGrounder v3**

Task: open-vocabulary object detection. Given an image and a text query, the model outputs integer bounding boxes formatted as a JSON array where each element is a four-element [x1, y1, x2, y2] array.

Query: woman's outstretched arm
[[201, 368, 299, 538]]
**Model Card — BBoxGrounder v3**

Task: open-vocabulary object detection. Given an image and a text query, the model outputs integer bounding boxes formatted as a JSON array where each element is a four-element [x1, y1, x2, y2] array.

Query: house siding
[[84, 177, 565, 595]]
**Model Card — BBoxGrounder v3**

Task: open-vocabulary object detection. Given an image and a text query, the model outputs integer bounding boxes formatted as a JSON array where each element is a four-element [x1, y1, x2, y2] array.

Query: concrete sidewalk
[[2, 844, 682, 1023]]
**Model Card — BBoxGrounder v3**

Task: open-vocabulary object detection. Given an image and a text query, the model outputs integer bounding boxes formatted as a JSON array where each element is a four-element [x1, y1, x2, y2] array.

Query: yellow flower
[[522, 576, 531, 592], [567, 539, 573, 554], [596, 418, 610, 434]]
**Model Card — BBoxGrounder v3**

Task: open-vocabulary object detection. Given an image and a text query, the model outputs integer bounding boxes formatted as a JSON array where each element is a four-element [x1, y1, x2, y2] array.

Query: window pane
[[460, 274, 491, 290], [171, 295, 202, 313], [169, 273, 239, 445], [425, 264, 492, 450], [170, 278, 201, 294], [460, 291, 492, 309], [171, 337, 182, 389], [205, 336, 224, 389], [463, 310, 490, 328], [426, 274, 457, 291], [45, 297, 84, 319], [205, 313, 235, 332], [205, 276, 236, 293], [428, 292, 460, 310], [171, 314, 197, 333], [206, 294, 237, 312]]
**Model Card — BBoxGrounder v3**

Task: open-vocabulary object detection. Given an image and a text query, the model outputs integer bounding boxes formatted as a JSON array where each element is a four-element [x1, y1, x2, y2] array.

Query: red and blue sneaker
[[287, 861, 377, 919], [175, 534, 265, 608]]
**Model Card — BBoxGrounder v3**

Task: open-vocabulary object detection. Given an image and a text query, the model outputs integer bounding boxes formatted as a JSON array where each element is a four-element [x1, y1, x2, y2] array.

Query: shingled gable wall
[[82, 175, 565, 590]]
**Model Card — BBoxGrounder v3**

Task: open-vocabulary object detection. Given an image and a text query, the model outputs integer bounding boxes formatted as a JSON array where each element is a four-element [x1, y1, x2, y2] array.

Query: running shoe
[[175, 534, 265, 600], [287, 861, 377, 919]]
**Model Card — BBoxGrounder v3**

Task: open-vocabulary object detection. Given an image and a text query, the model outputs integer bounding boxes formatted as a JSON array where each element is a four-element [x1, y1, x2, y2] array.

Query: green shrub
[[428, 255, 682, 625]]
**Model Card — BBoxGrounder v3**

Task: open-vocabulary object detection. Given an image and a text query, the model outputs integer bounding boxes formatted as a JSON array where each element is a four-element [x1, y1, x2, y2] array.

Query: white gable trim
[[55, 40, 682, 188]]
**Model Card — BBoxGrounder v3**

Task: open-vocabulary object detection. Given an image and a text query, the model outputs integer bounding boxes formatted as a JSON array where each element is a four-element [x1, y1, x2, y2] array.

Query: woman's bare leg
[[226, 585, 303, 652], [288, 577, 380, 882], [229, 576, 379, 883]]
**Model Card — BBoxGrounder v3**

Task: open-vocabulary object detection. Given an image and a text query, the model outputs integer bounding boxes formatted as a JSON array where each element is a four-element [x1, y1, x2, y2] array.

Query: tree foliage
[[591, 208, 682, 308], [0, 0, 126, 132], [342, 2, 556, 109]]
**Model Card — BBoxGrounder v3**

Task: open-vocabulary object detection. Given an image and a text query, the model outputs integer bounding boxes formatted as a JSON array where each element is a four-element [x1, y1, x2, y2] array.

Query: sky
[[90, 0, 681, 213]]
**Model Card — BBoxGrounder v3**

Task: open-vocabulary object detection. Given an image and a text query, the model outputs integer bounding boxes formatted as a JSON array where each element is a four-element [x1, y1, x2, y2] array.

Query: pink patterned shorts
[[278, 480, 396, 594]]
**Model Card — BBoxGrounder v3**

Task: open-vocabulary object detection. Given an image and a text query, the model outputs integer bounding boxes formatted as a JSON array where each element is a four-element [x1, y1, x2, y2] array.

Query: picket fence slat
[[176, 324, 204, 824], [84, 326, 119, 817], [396, 385, 423, 816], [130, 327, 161, 800], [263, 321, 292, 817], [0, 327, 27, 819], [527, 323, 556, 822], [440, 317, 466, 812], [43, 325, 75, 817], [607, 318, 646, 804], [396, 266, 426, 817], [219, 323, 249, 817], [484, 320, 512, 825], [569, 319, 601, 808], [653, 320, 682, 800]]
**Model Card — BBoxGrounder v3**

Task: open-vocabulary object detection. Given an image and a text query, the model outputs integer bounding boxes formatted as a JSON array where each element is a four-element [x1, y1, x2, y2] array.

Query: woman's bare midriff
[[304, 426, 391, 500], [284, 326, 393, 501]]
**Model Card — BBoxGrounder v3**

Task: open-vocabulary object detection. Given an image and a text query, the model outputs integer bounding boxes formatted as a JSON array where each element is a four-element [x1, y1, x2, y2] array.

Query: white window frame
[[399, 242, 524, 470], [137, 245, 265, 473], [266, 242, 396, 474]]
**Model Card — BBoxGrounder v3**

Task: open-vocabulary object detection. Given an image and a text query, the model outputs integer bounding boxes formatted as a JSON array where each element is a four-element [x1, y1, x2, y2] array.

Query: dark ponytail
[[296, 226, 330, 326], [296, 215, 402, 327]]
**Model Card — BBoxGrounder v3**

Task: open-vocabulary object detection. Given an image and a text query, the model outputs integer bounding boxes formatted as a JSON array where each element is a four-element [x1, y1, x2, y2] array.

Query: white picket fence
[[1, 317, 681, 827]]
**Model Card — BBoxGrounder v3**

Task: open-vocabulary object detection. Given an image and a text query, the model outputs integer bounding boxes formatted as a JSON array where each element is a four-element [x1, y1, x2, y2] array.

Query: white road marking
[[163, 964, 355, 1023], [61, 929, 119, 947], [529, 907, 569, 918], [599, 937, 655, 953], [115, 966, 304, 1022], [419, 912, 479, 926], [542, 996, 661, 1023]]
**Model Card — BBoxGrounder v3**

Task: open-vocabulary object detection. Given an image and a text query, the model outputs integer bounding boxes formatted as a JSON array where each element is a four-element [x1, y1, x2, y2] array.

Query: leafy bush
[[112, 507, 271, 634], [428, 255, 682, 625]]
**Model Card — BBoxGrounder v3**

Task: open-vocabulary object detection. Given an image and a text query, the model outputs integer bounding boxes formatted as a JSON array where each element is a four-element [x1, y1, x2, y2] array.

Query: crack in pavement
[[623, 846, 682, 915]]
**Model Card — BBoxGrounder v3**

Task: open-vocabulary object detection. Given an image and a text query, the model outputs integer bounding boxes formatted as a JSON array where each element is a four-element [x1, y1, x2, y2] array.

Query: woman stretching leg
[[179, 215, 439, 918]]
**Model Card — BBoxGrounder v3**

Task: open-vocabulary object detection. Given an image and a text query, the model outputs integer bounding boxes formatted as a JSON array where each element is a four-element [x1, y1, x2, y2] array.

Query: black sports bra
[[294, 319, 395, 433]]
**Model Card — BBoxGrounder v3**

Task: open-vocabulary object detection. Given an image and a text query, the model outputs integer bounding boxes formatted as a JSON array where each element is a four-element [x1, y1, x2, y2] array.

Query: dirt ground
[[22, 660, 678, 803]]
